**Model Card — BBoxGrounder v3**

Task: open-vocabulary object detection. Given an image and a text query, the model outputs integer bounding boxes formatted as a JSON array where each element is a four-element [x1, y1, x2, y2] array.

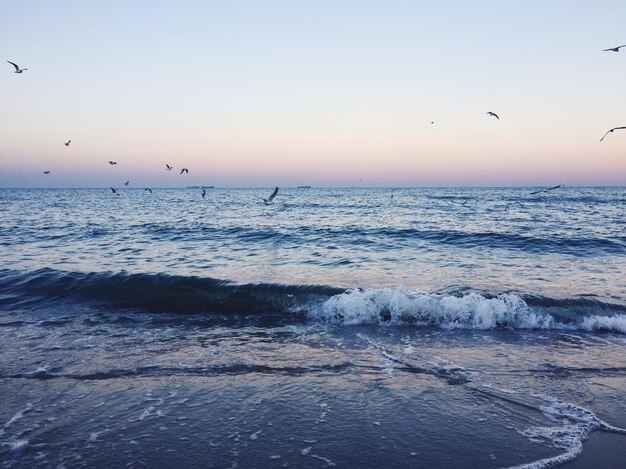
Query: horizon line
[[1, 184, 624, 190]]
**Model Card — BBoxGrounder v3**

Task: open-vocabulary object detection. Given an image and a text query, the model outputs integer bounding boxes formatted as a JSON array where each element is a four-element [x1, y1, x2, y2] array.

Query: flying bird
[[180, 168, 189, 174], [166, 164, 173, 171], [64, 140, 71, 146], [108, 161, 117, 165], [43, 171, 50, 174], [603, 45, 626, 52], [144, 188, 152, 193], [110, 187, 118, 195], [201, 189, 206, 198], [256, 187, 279, 205], [124, 181, 129, 186], [486, 112, 499, 120], [600, 127, 626, 142], [7, 61, 27, 73], [530, 184, 562, 195]]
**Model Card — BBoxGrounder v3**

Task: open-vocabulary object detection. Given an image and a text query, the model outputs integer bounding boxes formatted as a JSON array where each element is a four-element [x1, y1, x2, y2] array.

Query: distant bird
[[505, 201, 524, 210], [460, 198, 469, 206], [7, 61, 27, 73], [201, 189, 206, 198], [124, 181, 129, 186], [64, 140, 71, 146], [603, 45, 626, 52], [430, 121, 434, 124], [43, 171, 50, 174], [486, 112, 499, 120], [110, 187, 118, 195], [166, 164, 173, 171], [256, 187, 279, 205], [144, 188, 152, 193], [108, 161, 117, 165], [530, 184, 562, 195], [600, 127, 626, 142], [180, 168, 189, 174]]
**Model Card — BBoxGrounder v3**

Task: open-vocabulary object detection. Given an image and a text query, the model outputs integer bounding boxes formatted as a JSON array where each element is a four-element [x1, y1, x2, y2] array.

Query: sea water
[[1, 187, 625, 467]]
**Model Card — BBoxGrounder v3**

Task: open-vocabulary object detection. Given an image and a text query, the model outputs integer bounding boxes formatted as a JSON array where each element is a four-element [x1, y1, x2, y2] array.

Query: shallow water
[[1, 187, 625, 467]]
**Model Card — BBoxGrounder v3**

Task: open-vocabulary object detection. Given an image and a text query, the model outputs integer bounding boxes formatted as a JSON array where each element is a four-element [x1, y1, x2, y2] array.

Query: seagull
[[505, 201, 524, 210], [144, 188, 152, 193], [108, 161, 117, 165], [110, 187, 119, 195], [201, 189, 206, 198], [256, 187, 279, 205], [64, 140, 71, 146], [600, 127, 626, 142], [7, 61, 27, 73], [43, 171, 50, 174], [486, 112, 499, 120], [603, 45, 626, 52], [180, 168, 189, 174], [166, 163, 173, 171], [124, 181, 129, 186], [530, 184, 562, 195]]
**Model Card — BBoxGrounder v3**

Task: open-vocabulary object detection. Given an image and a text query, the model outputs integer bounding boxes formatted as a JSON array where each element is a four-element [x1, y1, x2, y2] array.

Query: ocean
[[1, 186, 625, 468]]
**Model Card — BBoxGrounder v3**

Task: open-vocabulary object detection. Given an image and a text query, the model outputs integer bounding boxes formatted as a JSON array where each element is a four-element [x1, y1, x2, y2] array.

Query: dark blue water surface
[[2, 187, 626, 299], [1, 187, 625, 468]]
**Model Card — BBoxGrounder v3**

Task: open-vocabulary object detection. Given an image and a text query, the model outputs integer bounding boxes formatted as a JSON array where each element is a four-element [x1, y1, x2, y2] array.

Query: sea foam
[[311, 287, 626, 332], [512, 396, 626, 469]]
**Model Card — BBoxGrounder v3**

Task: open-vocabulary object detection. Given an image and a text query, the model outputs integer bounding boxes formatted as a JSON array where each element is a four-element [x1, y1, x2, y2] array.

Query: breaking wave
[[0, 269, 625, 332], [311, 287, 626, 332]]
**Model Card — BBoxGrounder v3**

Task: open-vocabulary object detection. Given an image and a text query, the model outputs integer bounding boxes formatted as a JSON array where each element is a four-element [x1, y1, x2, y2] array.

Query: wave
[[0, 269, 625, 332], [4, 362, 355, 381], [311, 288, 626, 332], [5, 220, 624, 256], [373, 228, 626, 256], [0, 268, 342, 315], [127, 224, 626, 256]]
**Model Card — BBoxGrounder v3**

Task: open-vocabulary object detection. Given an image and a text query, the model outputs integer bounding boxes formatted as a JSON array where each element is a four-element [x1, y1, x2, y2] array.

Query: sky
[[1, 0, 625, 188]]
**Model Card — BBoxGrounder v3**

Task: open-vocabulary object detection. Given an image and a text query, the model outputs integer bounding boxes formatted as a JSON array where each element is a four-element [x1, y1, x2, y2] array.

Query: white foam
[[7, 438, 29, 452], [137, 406, 156, 421], [309, 454, 336, 467], [25, 366, 49, 377], [310, 287, 625, 332], [311, 288, 548, 328], [580, 315, 626, 333], [511, 396, 626, 469], [1, 403, 33, 437]]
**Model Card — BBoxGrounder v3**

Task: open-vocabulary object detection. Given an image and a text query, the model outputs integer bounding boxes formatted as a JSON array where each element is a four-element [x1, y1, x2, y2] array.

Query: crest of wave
[[311, 288, 556, 329], [579, 315, 626, 332]]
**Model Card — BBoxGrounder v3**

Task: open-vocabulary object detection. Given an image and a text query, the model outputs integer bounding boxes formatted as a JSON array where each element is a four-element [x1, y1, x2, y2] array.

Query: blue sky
[[1, 1, 625, 187]]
